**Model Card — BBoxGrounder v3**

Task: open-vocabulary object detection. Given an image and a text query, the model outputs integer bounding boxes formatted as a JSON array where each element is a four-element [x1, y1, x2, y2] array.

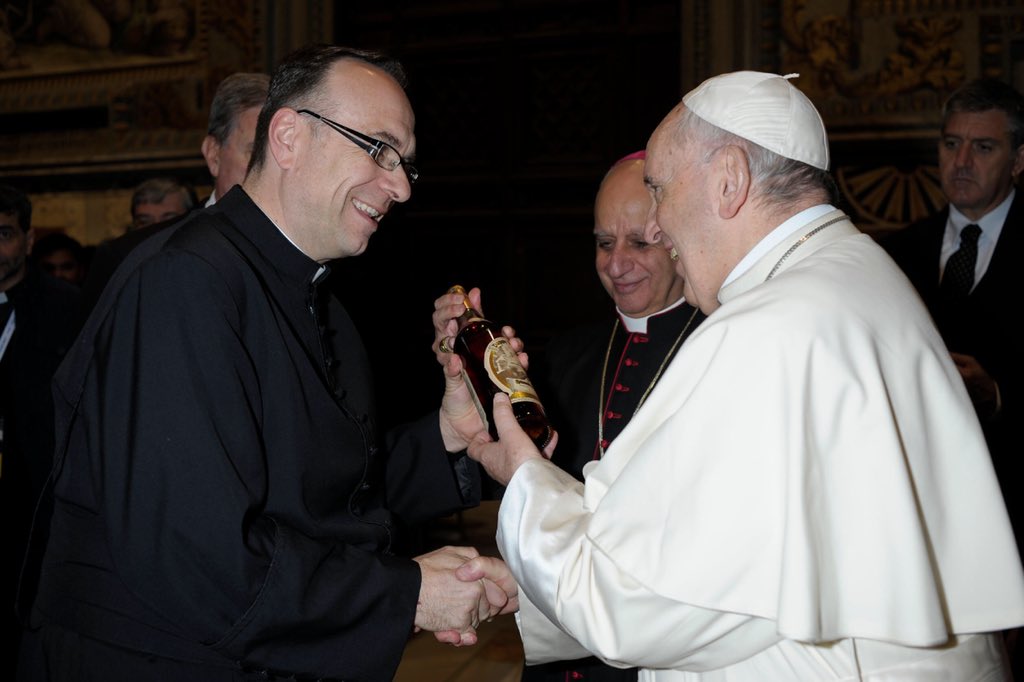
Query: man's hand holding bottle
[[432, 286, 529, 451], [433, 285, 554, 453]]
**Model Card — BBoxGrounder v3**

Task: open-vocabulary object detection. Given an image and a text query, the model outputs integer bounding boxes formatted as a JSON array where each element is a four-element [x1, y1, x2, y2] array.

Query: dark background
[[329, 0, 684, 428]]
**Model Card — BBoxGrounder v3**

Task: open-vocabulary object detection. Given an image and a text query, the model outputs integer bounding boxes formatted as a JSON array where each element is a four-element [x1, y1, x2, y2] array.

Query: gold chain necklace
[[596, 306, 701, 458], [764, 215, 846, 281]]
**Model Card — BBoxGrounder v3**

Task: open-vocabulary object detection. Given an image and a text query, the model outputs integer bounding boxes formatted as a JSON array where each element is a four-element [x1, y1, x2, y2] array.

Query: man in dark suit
[[883, 78, 1022, 552], [198, 72, 271, 207], [0, 184, 80, 679], [525, 152, 705, 682]]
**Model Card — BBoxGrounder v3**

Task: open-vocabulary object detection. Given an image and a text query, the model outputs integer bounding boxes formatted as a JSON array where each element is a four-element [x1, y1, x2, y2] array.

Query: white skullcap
[[682, 71, 830, 170]]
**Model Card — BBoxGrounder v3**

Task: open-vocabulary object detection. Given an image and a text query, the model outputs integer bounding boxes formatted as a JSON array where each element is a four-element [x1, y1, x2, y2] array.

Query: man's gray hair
[[942, 78, 1024, 148], [207, 72, 271, 144], [131, 177, 196, 215], [675, 106, 838, 208]]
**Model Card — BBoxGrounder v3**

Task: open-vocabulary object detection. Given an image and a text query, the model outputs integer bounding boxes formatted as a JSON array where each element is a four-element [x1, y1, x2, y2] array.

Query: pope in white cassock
[[461, 72, 1024, 681]]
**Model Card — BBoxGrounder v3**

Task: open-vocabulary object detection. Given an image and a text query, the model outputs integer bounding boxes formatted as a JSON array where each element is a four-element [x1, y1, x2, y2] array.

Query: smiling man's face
[[594, 158, 685, 316], [284, 59, 416, 262]]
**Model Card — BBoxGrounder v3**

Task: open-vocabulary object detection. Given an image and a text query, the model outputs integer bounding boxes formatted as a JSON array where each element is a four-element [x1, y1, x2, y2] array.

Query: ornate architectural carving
[[777, 0, 1024, 229], [0, 0, 287, 240], [0, 0, 263, 183], [782, 0, 965, 100], [837, 162, 945, 232]]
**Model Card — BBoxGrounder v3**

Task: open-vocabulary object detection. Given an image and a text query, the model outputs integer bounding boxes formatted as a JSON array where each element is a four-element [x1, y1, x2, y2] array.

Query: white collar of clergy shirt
[[265, 215, 328, 281], [619, 296, 688, 334]]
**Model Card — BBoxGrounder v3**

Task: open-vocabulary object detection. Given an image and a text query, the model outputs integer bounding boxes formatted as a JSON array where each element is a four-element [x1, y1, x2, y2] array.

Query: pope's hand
[[467, 393, 556, 486]]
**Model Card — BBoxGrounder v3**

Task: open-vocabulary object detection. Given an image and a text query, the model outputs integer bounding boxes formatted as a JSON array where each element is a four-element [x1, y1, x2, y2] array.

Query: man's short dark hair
[[0, 184, 31, 232], [207, 72, 271, 145], [248, 44, 407, 175], [130, 177, 197, 217], [32, 232, 85, 262], [943, 78, 1024, 148]]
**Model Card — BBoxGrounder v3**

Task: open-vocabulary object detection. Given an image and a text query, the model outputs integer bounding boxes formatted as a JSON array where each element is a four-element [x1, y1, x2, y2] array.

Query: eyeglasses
[[297, 109, 418, 184]]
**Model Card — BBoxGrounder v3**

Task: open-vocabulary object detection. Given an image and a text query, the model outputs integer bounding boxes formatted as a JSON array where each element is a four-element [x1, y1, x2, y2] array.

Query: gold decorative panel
[[0, 0, 269, 242], [773, 0, 1024, 231], [0, 2, 337, 242], [0, 1, 263, 178]]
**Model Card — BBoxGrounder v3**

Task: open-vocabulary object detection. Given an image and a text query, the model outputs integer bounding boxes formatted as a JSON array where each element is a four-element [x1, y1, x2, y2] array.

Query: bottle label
[[483, 338, 541, 405]]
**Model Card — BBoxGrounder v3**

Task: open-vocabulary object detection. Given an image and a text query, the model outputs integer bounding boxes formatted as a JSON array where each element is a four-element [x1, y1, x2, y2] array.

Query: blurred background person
[[129, 176, 196, 230], [200, 71, 270, 205], [31, 232, 87, 287], [0, 184, 80, 679]]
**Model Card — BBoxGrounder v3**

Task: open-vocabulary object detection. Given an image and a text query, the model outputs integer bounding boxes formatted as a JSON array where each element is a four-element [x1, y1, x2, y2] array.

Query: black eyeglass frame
[[297, 108, 418, 183]]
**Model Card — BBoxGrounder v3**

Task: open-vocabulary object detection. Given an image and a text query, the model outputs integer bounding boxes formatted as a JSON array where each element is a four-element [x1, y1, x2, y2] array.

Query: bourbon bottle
[[447, 285, 553, 449]]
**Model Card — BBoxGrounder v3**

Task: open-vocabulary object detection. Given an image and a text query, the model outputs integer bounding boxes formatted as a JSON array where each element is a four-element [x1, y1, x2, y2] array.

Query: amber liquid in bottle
[[448, 285, 553, 450]]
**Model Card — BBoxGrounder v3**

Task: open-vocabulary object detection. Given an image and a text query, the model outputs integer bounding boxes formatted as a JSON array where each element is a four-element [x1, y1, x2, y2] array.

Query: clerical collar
[[723, 204, 835, 288], [618, 296, 688, 334], [219, 188, 327, 288], [264, 213, 328, 282]]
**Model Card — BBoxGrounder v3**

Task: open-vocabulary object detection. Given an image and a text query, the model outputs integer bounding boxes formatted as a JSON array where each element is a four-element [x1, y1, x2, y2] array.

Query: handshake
[[413, 546, 518, 647]]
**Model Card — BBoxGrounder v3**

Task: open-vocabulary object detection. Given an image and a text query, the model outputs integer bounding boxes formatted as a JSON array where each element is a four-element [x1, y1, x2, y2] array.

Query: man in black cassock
[[18, 45, 514, 682]]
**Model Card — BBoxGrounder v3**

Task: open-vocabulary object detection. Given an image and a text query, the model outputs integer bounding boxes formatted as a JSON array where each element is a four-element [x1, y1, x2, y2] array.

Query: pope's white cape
[[498, 210, 1024, 679]]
